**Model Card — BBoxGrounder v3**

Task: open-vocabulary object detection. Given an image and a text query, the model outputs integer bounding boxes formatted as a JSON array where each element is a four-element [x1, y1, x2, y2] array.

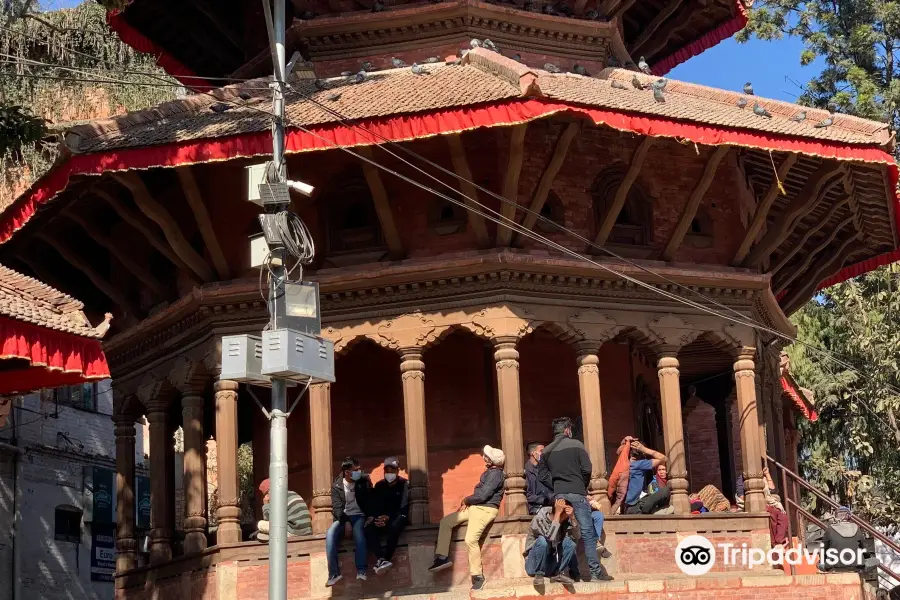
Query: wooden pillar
[[214, 380, 242, 544], [146, 405, 173, 563], [401, 348, 430, 524], [657, 353, 690, 514], [734, 349, 767, 513], [309, 382, 333, 533], [181, 392, 207, 553], [493, 336, 527, 516], [114, 414, 137, 573], [576, 343, 609, 512]]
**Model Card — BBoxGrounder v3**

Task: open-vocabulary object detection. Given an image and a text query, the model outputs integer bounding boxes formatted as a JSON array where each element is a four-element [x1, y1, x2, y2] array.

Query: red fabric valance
[[0, 316, 110, 395], [781, 376, 818, 422], [2, 97, 897, 294]]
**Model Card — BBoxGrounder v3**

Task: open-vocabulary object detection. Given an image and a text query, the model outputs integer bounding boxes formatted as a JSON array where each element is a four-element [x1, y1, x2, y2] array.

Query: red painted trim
[[781, 376, 818, 422], [652, 0, 750, 76], [0, 316, 110, 394], [106, 10, 205, 90], [2, 97, 896, 293]]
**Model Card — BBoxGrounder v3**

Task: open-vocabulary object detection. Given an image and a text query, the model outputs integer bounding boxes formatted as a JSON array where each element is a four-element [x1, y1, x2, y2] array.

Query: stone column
[[400, 348, 430, 524], [214, 380, 242, 544], [309, 382, 333, 533], [657, 352, 690, 514], [575, 343, 609, 512], [114, 414, 137, 573], [181, 392, 207, 553], [146, 404, 173, 563], [734, 349, 766, 513], [494, 336, 527, 516]]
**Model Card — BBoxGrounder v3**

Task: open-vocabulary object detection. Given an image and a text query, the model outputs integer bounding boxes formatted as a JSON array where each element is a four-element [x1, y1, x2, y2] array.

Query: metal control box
[[220, 334, 270, 385], [261, 328, 335, 383]]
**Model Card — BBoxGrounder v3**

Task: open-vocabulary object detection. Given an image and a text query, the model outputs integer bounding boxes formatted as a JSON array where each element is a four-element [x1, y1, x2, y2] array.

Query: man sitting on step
[[428, 445, 507, 591], [622, 439, 669, 515], [366, 456, 409, 575], [523, 497, 580, 585], [255, 478, 313, 542]]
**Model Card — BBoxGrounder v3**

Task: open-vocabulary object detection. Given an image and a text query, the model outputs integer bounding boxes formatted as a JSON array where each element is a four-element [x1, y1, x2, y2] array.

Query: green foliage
[[789, 266, 900, 527], [0, 104, 46, 156], [738, 1, 896, 146]]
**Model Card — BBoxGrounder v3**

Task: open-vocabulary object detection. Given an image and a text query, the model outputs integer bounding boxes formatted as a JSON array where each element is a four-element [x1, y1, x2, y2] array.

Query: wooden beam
[[593, 136, 655, 247], [63, 212, 167, 297], [357, 146, 405, 260], [782, 236, 860, 314], [14, 253, 68, 293], [599, 0, 638, 17], [731, 153, 799, 266], [35, 232, 137, 317], [176, 167, 230, 279], [498, 124, 528, 247], [519, 122, 581, 234], [743, 163, 846, 268], [639, 10, 697, 60], [574, 0, 589, 15], [112, 173, 215, 282], [630, 0, 683, 54], [774, 213, 855, 295], [445, 135, 491, 248], [94, 189, 193, 276], [770, 197, 850, 276], [661, 145, 729, 261]]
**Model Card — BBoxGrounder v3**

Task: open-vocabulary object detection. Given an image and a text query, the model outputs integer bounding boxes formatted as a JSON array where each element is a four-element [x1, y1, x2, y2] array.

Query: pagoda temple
[[0, 0, 896, 598]]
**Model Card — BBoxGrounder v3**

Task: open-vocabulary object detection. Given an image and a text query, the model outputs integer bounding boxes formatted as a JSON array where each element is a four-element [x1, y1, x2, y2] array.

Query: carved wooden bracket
[[645, 314, 700, 351], [168, 355, 210, 395], [376, 313, 447, 351], [568, 310, 622, 344]]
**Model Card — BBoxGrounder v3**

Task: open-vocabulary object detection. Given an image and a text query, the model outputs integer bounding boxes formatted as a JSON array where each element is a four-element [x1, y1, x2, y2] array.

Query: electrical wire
[[275, 210, 315, 264], [3, 55, 899, 431]]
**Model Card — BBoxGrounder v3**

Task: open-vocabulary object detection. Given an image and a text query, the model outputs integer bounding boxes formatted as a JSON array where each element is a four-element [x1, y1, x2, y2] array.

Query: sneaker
[[532, 571, 544, 585], [597, 543, 612, 559], [428, 556, 453, 572], [374, 559, 393, 575], [471, 575, 486, 590], [590, 567, 614, 582], [325, 575, 342, 587], [550, 573, 575, 585], [356, 572, 367, 581]]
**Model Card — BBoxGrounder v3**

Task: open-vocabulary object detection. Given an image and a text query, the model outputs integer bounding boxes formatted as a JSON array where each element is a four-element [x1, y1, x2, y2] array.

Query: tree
[[738, 0, 898, 152], [788, 265, 900, 527]]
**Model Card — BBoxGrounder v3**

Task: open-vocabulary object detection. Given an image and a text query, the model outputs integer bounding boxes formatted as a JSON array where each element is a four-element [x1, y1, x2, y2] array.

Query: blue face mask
[[351, 470, 362, 481]]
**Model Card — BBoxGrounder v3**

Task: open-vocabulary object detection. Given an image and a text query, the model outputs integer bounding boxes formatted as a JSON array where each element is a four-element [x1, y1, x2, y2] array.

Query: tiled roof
[[63, 48, 892, 155], [0, 264, 102, 338]]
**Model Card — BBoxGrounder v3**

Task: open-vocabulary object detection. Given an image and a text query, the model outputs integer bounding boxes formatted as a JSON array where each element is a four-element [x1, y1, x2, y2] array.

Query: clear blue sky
[[44, 0, 819, 102]]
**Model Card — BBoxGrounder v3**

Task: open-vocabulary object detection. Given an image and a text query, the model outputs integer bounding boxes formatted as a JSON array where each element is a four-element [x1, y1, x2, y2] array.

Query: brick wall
[[684, 394, 722, 492]]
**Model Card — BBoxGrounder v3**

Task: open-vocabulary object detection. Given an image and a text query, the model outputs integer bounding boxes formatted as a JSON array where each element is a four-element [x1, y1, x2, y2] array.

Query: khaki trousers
[[435, 505, 499, 576]]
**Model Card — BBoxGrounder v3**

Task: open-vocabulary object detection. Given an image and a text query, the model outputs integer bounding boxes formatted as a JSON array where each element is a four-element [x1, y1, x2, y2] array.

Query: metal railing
[[766, 455, 900, 587]]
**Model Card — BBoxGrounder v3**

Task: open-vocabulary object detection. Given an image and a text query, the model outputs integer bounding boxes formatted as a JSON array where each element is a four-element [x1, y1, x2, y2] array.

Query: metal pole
[[268, 0, 289, 598]]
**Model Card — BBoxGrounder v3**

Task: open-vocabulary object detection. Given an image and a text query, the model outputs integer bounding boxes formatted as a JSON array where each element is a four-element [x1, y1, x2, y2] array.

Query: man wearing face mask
[[525, 441, 553, 515], [325, 457, 373, 587], [365, 457, 409, 575]]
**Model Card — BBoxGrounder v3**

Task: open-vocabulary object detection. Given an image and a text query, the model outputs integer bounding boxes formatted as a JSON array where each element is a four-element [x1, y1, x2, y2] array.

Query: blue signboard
[[90, 523, 116, 582], [135, 475, 151, 530]]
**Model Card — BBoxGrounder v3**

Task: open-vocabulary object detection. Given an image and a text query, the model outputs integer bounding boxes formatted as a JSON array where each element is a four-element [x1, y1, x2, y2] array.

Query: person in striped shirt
[[256, 478, 313, 542]]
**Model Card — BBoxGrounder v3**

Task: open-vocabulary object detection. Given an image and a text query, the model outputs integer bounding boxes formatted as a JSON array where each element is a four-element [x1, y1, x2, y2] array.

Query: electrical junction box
[[246, 163, 267, 205], [220, 334, 270, 386], [261, 328, 335, 383]]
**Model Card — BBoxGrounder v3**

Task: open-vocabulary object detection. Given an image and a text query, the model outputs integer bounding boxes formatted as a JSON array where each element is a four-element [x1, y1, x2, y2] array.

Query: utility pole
[[268, 0, 289, 597]]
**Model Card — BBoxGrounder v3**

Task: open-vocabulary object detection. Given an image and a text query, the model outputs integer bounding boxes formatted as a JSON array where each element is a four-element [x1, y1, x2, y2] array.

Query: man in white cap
[[429, 445, 506, 590]]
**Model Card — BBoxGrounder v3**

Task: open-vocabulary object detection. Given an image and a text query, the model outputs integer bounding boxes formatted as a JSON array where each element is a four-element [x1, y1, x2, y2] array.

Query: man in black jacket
[[428, 445, 506, 591], [366, 457, 409, 575], [539, 417, 612, 581], [325, 457, 373, 587], [525, 441, 553, 515]]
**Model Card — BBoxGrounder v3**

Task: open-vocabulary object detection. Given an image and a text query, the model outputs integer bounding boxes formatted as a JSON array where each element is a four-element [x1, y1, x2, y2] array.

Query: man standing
[[523, 498, 580, 585], [539, 417, 612, 581], [255, 478, 313, 542], [525, 441, 553, 515], [622, 440, 668, 514], [429, 445, 506, 591], [326, 457, 373, 586], [366, 457, 409, 575]]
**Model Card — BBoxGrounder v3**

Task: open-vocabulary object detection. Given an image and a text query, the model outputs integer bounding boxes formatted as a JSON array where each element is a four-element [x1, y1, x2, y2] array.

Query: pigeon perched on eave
[[637, 56, 651, 74], [411, 63, 430, 75], [543, 63, 561, 73], [209, 103, 232, 113], [813, 114, 834, 128], [314, 79, 327, 90], [606, 55, 619, 68], [571, 64, 587, 75], [327, 93, 342, 102], [743, 81, 754, 95], [736, 97, 747, 109], [585, 9, 598, 19], [298, 10, 316, 19], [391, 57, 406, 68], [424, 56, 440, 63], [361, 61, 373, 72], [354, 70, 367, 84], [653, 88, 665, 103], [650, 78, 667, 91], [238, 91, 252, 101], [470, 38, 483, 48], [512, 53, 523, 62], [790, 111, 807, 123], [554, 1, 572, 15], [541, 3, 555, 14], [631, 74, 643, 90], [611, 80, 628, 90], [752, 102, 772, 118], [482, 39, 499, 52]]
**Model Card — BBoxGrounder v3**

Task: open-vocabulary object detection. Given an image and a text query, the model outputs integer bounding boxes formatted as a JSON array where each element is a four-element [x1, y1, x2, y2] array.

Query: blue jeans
[[326, 515, 367, 577], [525, 536, 577, 577], [561, 493, 601, 577], [592, 510, 604, 540]]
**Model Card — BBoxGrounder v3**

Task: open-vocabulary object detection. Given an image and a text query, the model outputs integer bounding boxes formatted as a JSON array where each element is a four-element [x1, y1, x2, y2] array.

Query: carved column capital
[[181, 394, 204, 419], [493, 336, 519, 368], [214, 379, 240, 394], [576, 351, 599, 375], [657, 354, 680, 376], [400, 348, 425, 380]]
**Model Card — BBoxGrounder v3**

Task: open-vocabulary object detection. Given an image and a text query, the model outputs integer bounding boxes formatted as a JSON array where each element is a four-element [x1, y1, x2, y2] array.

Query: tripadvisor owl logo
[[675, 535, 716, 576]]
